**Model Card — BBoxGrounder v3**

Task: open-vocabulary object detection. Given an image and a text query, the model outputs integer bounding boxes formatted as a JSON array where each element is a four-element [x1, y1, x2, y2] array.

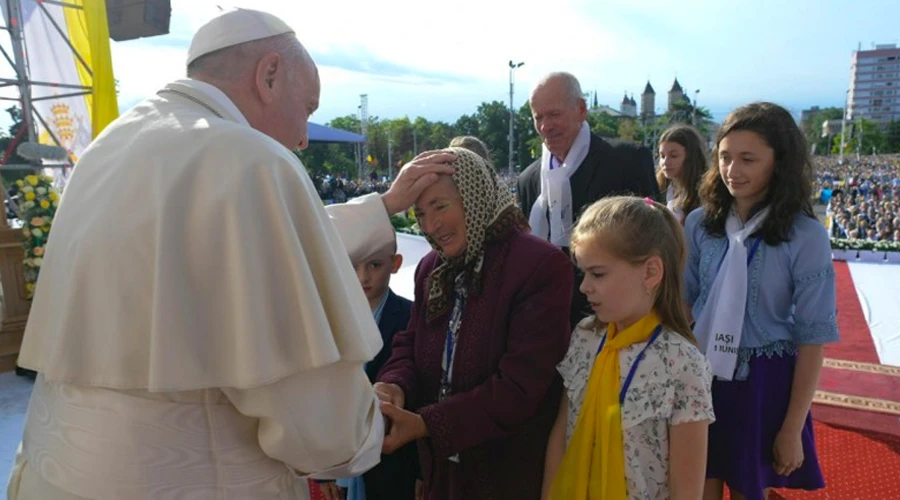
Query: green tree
[[831, 118, 887, 156], [802, 107, 842, 155], [885, 119, 900, 154], [617, 118, 640, 143], [854, 118, 887, 155], [453, 114, 479, 138], [586, 112, 618, 138], [662, 100, 713, 137], [295, 114, 359, 177], [473, 100, 511, 170], [516, 102, 539, 170], [0, 106, 33, 188], [329, 115, 361, 133], [426, 120, 455, 151]]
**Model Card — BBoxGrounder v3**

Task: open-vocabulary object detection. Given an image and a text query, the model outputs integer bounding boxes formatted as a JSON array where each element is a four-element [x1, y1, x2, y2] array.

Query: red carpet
[[771, 421, 900, 499], [310, 422, 900, 499], [812, 261, 900, 436], [826, 262, 880, 364], [719, 422, 900, 500]]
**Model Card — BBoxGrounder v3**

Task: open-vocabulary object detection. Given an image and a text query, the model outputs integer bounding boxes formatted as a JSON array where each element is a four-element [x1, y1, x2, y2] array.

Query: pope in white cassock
[[6, 8, 454, 500]]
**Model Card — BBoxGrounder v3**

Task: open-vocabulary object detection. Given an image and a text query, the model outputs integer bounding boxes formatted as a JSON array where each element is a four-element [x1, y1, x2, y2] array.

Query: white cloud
[[4, 0, 882, 128], [106, 0, 659, 120]]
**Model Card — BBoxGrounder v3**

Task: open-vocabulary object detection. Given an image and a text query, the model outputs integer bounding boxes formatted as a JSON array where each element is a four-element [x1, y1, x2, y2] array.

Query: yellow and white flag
[[1, 0, 118, 168]]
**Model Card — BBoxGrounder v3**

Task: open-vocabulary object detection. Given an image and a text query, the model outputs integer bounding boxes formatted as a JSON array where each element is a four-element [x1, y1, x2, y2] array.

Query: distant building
[[587, 78, 701, 132], [620, 93, 637, 118], [801, 106, 822, 124], [668, 78, 686, 112], [822, 119, 843, 138], [641, 81, 656, 121], [848, 43, 900, 125], [589, 104, 624, 117]]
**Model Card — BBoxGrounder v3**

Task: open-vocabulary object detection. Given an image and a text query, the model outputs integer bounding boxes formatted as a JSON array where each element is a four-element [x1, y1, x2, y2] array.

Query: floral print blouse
[[557, 318, 716, 500]]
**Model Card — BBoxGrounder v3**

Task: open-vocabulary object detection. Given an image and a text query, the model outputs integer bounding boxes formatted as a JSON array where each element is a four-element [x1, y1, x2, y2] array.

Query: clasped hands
[[374, 382, 429, 454]]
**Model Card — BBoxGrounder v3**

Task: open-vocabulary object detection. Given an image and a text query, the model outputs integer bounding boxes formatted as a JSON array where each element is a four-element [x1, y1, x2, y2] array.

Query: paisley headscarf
[[424, 147, 529, 321]]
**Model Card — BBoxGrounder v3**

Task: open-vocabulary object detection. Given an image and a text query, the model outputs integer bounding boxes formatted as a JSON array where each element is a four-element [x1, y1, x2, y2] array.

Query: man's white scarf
[[528, 122, 591, 247], [693, 206, 770, 380]]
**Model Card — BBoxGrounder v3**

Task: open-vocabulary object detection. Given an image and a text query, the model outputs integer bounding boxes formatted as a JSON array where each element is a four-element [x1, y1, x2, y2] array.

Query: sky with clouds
[[4, 0, 900, 127]]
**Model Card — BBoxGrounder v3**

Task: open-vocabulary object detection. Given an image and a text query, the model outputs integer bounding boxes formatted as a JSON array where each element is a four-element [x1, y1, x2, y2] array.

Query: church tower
[[641, 81, 655, 121], [668, 78, 685, 112], [620, 92, 637, 117]]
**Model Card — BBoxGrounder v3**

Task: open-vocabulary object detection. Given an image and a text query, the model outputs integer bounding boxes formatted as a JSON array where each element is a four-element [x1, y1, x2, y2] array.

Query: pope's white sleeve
[[325, 193, 395, 263], [221, 361, 383, 478]]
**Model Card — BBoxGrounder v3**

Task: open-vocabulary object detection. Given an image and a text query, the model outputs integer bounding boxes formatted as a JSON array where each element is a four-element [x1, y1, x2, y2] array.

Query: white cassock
[[7, 79, 394, 500]]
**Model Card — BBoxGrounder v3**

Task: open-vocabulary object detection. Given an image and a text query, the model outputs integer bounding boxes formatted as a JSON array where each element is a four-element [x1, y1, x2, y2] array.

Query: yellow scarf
[[549, 312, 662, 500]]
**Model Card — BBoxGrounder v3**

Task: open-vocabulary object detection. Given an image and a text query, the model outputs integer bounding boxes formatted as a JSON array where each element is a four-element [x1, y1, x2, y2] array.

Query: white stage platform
[[0, 372, 32, 500], [846, 261, 900, 367], [393, 233, 433, 301]]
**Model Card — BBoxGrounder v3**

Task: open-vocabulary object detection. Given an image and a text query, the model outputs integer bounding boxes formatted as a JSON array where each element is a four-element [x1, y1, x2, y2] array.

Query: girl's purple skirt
[[706, 353, 825, 500]]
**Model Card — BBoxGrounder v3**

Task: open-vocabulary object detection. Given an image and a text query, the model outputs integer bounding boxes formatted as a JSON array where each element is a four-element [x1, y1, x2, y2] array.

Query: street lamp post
[[508, 60, 524, 177], [840, 89, 849, 164], [693, 89, 700, 127]]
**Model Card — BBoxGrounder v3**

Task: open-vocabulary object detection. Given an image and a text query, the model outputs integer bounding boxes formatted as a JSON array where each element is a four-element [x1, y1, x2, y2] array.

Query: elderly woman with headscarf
[[375, 148, 573, 500]]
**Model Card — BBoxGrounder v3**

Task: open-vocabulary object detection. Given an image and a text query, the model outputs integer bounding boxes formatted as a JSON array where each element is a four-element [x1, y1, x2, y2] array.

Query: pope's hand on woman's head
[[381, 150, 456, 215]]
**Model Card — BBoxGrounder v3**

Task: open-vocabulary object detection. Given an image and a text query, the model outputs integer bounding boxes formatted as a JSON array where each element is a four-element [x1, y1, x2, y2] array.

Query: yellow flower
[[25, 283, 34, 292], [33, 246, 44, 256], [40, 200, 50, 209], [30, 217, 43, 227], [25, 175, 38, 186], [42, 226, 50, 233], [49, 191, 59, 201], [24, 192, 35, 201], [16, 180, 24, 188]]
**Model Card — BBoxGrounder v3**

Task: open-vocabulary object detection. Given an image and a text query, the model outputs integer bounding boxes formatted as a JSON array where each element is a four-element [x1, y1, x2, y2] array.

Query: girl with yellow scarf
[[542, 197, 715, 500]]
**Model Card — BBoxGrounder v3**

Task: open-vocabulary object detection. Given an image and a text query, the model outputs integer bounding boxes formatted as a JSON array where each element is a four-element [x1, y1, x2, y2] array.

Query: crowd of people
[[311, 173, 392, 203], [819, 154, 900, 241], [310, 139, 519, 207]]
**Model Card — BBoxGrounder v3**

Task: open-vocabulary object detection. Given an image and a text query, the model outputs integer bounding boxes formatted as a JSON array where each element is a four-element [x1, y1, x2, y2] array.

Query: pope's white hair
[[186, 33, 307, 80]]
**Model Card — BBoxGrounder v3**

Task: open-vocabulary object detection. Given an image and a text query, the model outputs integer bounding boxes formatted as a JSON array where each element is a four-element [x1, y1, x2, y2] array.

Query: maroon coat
[[377, 229, 573, 500]]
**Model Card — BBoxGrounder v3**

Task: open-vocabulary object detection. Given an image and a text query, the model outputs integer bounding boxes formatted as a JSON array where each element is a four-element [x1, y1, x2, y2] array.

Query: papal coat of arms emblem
[[50, 102, 75, 144], [44, 101, 83, 164]]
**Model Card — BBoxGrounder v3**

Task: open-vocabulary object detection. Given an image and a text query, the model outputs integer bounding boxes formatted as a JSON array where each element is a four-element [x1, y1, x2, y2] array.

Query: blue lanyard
[[441, 291, 466, 395], [444, 327, 454, 379], [747, 237, 762, 266], [596, 325, 663, 405]]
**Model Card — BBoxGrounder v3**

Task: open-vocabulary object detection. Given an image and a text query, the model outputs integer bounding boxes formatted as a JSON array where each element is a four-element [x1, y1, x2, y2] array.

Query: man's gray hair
[[531, 72, 584, 107], [186, 33, 303, 80]]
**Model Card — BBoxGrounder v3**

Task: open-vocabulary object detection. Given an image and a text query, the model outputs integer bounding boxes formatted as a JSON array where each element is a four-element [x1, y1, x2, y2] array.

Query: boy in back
[[316, 232, 420, 500]]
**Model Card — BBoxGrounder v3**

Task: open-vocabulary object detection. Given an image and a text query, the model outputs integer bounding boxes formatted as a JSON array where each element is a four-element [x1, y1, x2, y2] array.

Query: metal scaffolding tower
[[358, 94, 368, 180], [0, 0, 85, 173]]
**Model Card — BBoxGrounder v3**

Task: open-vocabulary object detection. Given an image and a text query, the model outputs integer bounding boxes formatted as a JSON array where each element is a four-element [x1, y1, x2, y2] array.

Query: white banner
[[2, 0, 118, 185]]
